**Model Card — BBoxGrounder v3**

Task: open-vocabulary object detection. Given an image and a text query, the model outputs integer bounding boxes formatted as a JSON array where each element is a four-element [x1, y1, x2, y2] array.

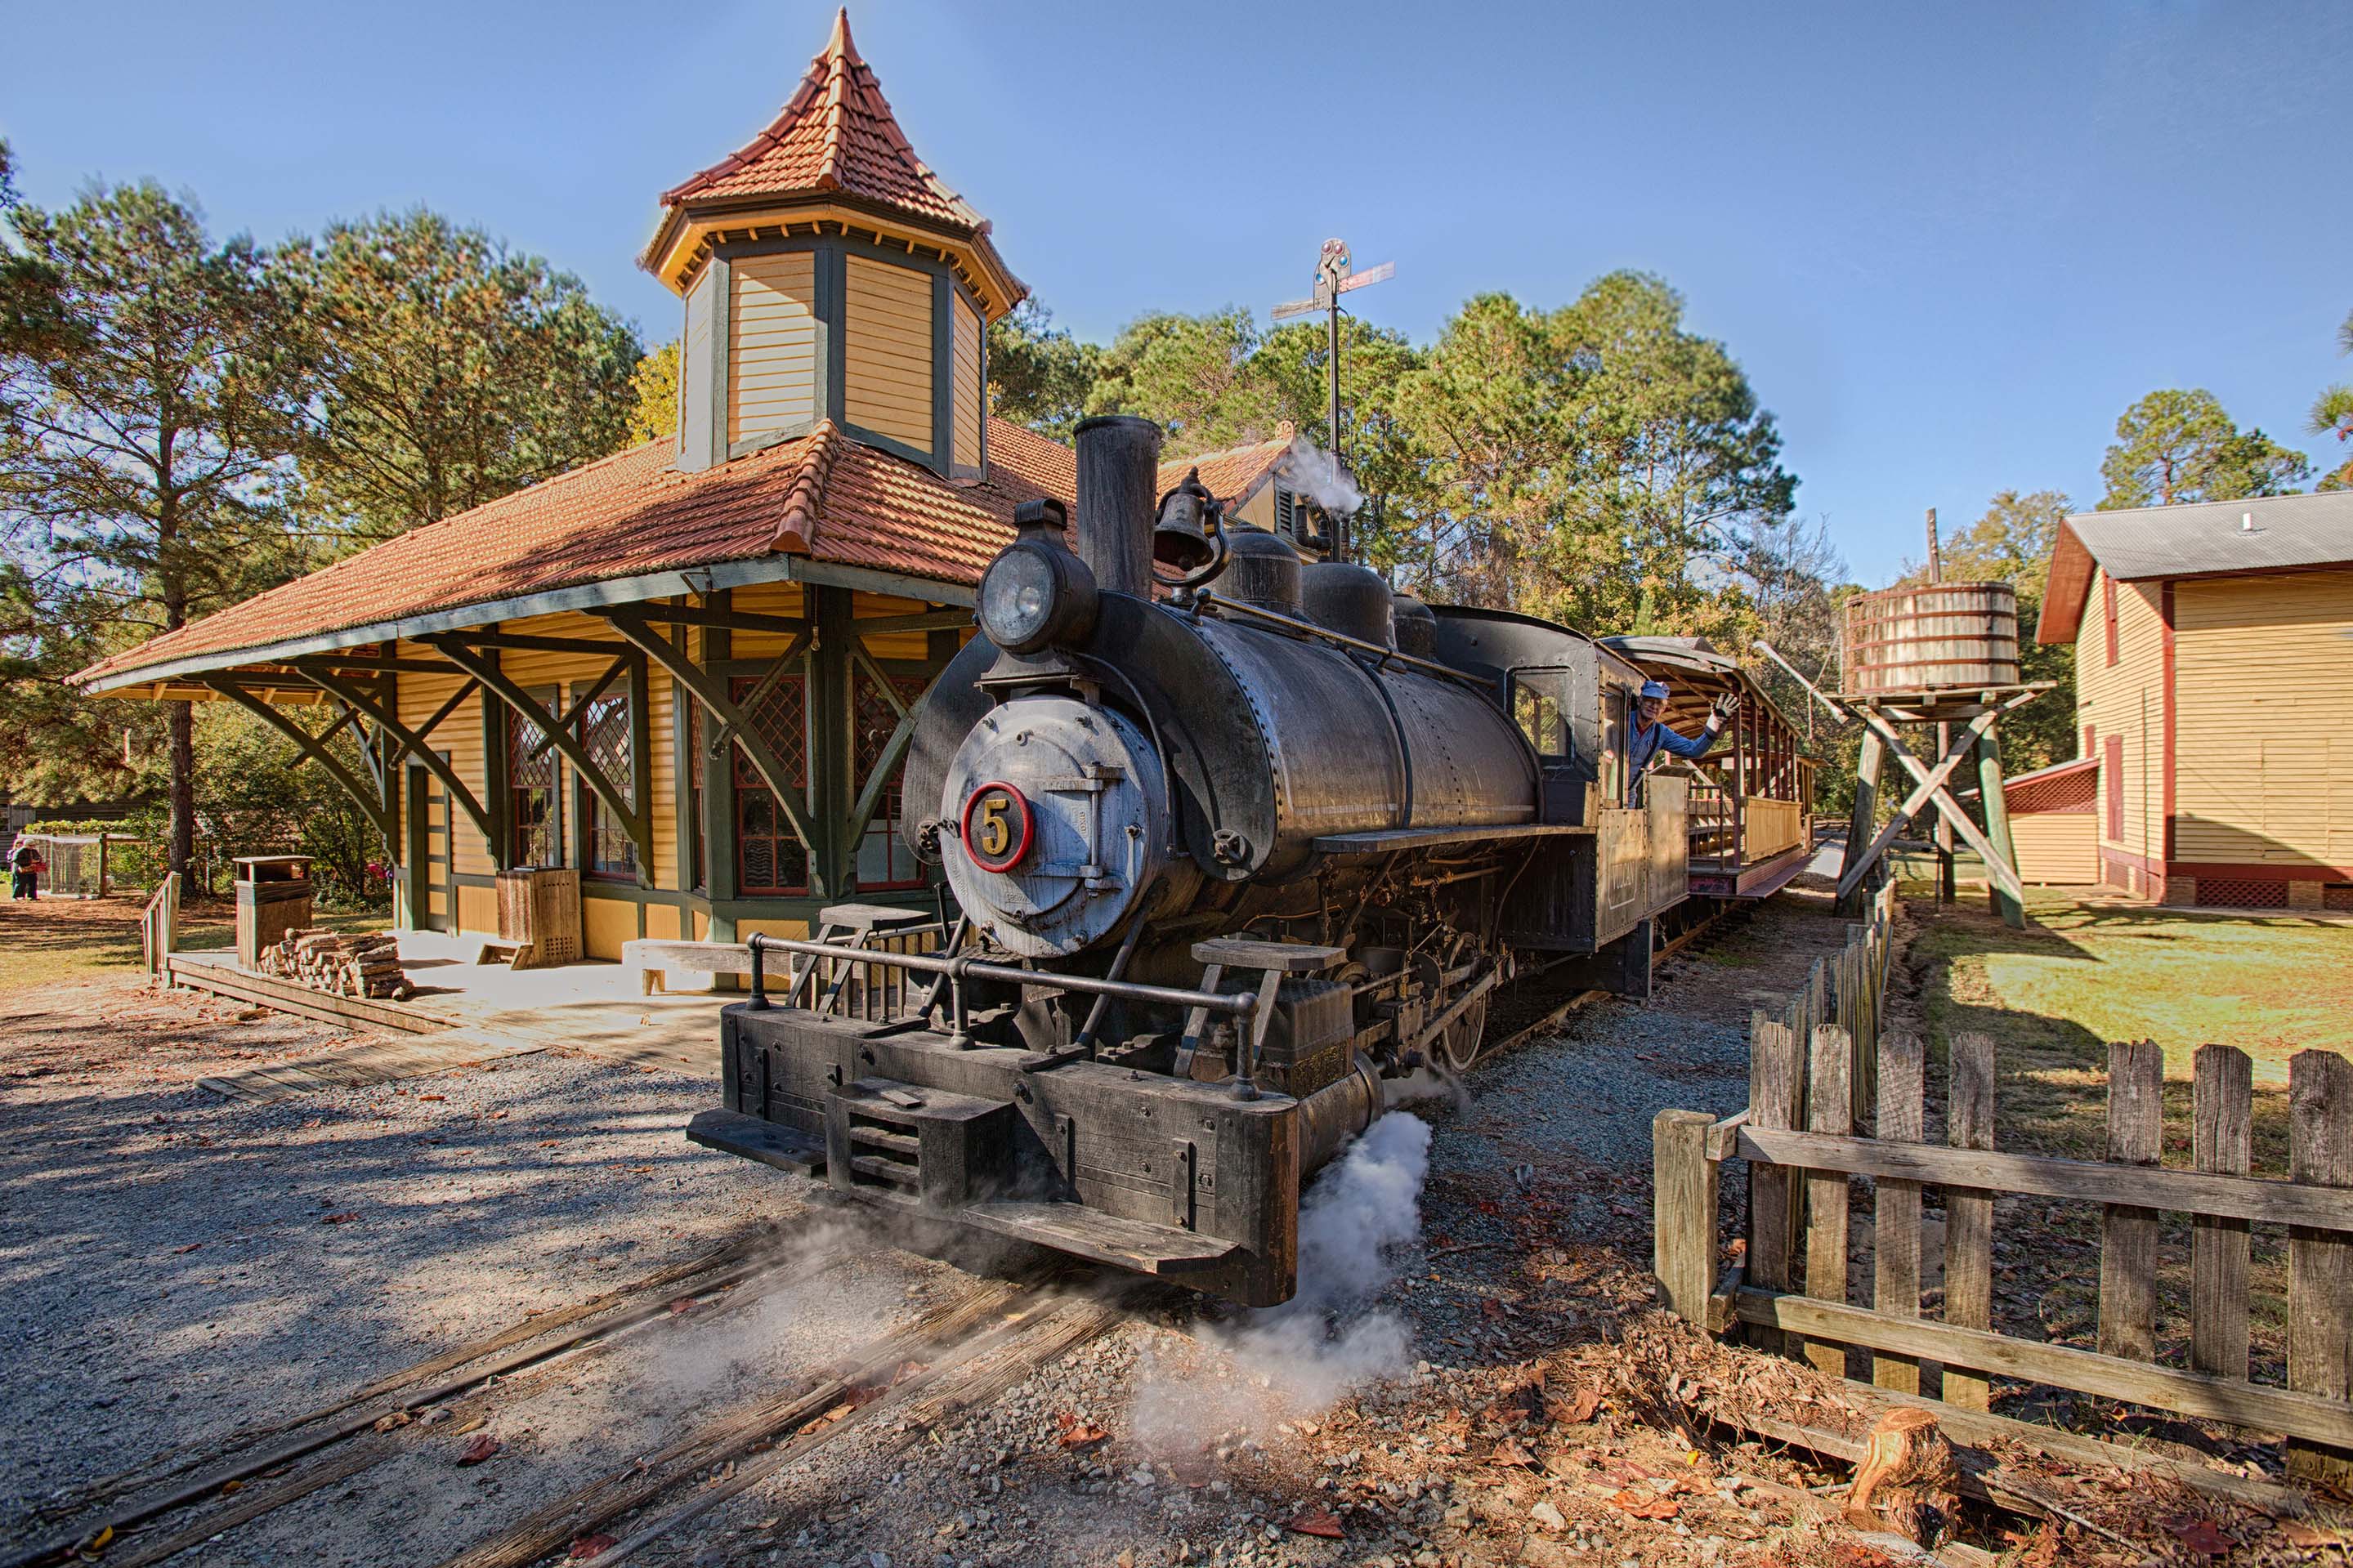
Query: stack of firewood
[[255, 928, 414, 1001]]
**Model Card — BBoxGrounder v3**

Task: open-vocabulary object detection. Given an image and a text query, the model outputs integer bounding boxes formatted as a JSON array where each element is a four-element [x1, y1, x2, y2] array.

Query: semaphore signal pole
[[1272, 239, 1391, 562]]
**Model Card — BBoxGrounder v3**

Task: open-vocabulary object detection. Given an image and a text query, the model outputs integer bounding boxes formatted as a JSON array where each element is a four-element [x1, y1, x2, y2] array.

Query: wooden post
[[2191, 1044, 2252, 1382], [1838, 727, 1885, 918], [1750, 1017, 1804, 1356], [1872, 1030, 1926, 1394], [2288, 1048, 2353, 1486], [1653, 1110, 1720, 1325], [2098, 1041, 2163, 1363], [1944, 1031, 1996, 1410], [1803, 1024, 1854, 1377], [1935, 721, 1956, 906], [1975, 727, 2024, 930]]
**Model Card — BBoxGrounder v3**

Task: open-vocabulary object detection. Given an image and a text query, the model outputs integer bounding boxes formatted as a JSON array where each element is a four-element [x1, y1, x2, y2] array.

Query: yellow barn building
[[74, 13, 1314, 958], [2036, 490, 2353, 910]]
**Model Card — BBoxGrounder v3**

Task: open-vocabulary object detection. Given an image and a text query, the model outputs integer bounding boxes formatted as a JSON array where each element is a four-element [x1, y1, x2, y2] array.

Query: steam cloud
[[1280, 436, 1364, 519], [1132, 1112, 1432, 1454]]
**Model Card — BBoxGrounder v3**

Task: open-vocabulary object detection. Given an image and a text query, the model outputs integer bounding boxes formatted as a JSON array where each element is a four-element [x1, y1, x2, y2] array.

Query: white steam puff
[[1130, 1111, 1432, 1454], [1280, 436, 1364, 519]]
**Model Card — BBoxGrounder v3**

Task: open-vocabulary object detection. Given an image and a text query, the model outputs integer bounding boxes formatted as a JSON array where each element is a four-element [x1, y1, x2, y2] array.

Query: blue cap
[[1639, 681, 1671, 700]]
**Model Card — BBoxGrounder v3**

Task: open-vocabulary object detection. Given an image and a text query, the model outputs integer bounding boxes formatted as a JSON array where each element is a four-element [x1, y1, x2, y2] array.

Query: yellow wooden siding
[[843, 256, 933, 452], [951, 295, 982, 470], [1229, 486, 1277, 531], [2071, 570, 2164, 862], [457, 884, 496, 935], [726, 581, 808, 659], [581, 893, 637, 959], [2173, 570, 2353, 867], [2012, 813, 2099, 883], [729, 252, 818, 444]]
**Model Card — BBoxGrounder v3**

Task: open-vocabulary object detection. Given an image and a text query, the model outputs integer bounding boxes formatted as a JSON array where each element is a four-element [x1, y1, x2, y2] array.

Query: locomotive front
[[691, 416, 1564, 1306]]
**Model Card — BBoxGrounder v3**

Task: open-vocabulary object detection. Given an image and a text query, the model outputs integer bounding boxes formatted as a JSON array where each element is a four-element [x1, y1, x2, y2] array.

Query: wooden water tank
[[1840, 581, 2020, 696]]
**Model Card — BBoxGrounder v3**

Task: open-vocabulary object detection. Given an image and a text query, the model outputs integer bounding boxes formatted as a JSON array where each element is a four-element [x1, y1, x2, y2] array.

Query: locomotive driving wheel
[[1436, 994, 1489, 1072]]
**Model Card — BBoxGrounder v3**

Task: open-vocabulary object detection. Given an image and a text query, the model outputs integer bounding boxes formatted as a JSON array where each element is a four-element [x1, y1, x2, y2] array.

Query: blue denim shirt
[[1627, 717, 1720, 802]]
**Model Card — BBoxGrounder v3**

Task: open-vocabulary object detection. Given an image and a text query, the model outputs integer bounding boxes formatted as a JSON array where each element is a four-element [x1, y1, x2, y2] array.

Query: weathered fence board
[[1652, 1108, 1718, 1324], [2289, 1049, 2353, 1486], [1732, 1289, 2353, 1450], [2098, 1041, 2163, 1363], [1872, 1030, 1925, 1395], [1944, 1030, 1996, 1411], [1802, 1024, 1852, 1378], [2192, 1045, 2252, 1382], [1748, 1017, 1803, 1358]]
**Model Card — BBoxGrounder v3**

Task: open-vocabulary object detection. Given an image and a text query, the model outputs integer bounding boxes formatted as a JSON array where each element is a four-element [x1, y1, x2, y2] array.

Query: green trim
[[820, 244, 847, 431], [931, 270, 954, 474], [727, 416, 817, 462], [705, 254, 731, 470], [202, 677, 396, 846], [479, 646, 510, 868], [629, 654, 654, 889], [294, 663, 502, 863], [703, 601, 738, 908], [669, 608, 697, 895], [423, 637, 652, 878]]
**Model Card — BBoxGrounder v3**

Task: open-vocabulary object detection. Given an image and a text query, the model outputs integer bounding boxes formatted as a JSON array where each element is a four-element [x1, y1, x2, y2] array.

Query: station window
[[853, 665, 931, 891], [577, 688, 637, 880], [508, 687, 563, 869], [1512, 681, 1566, 759], [731, 673, 810, 896]]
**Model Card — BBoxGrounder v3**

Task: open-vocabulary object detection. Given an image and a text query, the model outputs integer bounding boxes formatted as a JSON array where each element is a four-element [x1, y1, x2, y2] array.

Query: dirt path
[[4, 888, 2227, 1567]]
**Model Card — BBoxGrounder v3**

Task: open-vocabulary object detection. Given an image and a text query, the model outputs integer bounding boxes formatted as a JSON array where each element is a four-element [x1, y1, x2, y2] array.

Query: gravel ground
[[2, 890, 1871, 1568]]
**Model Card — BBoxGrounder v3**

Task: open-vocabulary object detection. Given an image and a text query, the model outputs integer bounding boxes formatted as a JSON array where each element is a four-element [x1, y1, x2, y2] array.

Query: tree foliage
[[280, 209, 642, 539], [986, 299, 1098, 443], [2097, 387, 2310, 509], [1398, 274, 1796, 637], [2310, 308, 2353, 492], [628, 338, 680, 446], [0, 181, 314, 871]]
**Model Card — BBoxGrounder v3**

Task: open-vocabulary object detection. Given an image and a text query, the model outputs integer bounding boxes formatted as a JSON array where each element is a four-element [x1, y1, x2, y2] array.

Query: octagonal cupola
[[644, 9, 1022, 478]]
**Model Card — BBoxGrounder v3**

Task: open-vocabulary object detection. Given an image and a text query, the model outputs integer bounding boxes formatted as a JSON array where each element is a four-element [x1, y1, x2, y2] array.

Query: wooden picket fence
[[1759, 877, 1897, 1129], [1657, 1025, 2353, 1485]]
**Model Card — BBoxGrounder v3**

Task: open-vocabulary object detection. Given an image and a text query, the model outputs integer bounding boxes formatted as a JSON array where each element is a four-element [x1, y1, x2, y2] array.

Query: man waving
[[1626, 681, 1738, 804]]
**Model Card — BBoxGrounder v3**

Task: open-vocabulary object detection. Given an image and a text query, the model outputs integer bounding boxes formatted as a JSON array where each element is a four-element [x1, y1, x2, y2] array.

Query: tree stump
[[1845, 1406, 1959, 1544]]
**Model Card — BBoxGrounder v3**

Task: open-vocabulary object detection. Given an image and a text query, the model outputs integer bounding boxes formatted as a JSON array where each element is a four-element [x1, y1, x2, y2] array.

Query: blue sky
[[6, 0, 2346, 585]]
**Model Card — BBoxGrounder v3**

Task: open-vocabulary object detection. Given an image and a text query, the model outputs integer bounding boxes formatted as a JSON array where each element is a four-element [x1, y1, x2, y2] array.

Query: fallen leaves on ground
[[372, 1411, 413, 1432], [2281, 1520, 2349, 1548], [1285, 1510, 1344, 1539], [567, 1534, 616, 1559], [2166, 1517, 2233, 1556], [667, 1298, 696, 1315], [1487, 1439, 1535, 1468], [452, 1414, 487, 1435], [320, 1212, 359, 1224], [1547, 1381, 1601, 1424], [169, 1243, 201, 1255], [456, 1433, 500, 1467], [1055, 1411, 1108, 1450], [1607, 1488, 1679, 1520]]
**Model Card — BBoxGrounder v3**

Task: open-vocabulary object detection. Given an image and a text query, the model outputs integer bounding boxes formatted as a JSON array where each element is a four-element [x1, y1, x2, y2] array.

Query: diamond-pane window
[[508, 687, 562, 869], [853, 665, 930, 891], [577, 687, 636, 878], [731, 672, 810, 895]]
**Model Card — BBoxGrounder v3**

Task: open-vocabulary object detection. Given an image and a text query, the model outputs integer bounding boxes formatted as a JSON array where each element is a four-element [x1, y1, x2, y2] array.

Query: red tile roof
[[1157, 424, 1295, 512], [77, 419, 1073, 690], [660, 10, 981, 233]]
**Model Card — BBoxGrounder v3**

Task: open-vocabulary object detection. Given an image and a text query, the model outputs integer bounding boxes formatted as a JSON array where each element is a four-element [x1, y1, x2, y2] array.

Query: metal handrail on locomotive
[[688, 415, 1689, 1307]]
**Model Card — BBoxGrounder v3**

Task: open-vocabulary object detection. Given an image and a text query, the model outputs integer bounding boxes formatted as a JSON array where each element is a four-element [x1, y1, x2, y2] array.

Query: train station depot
[[72, 11, 1303, 962]]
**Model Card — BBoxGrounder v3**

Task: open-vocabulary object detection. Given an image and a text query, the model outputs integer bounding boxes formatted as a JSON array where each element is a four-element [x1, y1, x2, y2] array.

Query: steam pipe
[[1073, 414, 1161, 599]]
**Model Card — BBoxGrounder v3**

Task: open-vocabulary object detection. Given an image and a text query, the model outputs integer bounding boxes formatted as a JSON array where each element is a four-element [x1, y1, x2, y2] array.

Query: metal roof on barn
[[2038, 489, 2353, 643]]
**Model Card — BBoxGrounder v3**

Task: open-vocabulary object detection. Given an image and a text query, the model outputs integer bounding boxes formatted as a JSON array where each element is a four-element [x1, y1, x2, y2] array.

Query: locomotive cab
[[691, 416, 1689, 1306]]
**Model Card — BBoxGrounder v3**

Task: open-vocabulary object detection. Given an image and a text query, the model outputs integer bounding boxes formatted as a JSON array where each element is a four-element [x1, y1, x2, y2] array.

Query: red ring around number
[[960, 781, 1034, 873]]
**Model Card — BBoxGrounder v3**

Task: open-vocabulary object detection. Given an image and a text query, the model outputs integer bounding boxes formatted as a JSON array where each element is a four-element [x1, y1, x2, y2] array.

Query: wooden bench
[[624, 906, 938, 997], [621, 940, 756, 996]]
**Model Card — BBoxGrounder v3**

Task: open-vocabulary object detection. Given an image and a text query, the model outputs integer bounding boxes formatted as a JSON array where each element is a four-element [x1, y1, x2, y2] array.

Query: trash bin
[[234, 855, 315, 970]]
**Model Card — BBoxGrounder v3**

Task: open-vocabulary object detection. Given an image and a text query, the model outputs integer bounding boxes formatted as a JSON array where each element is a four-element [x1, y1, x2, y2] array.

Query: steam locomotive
[[689, 416, 1689, 1306]]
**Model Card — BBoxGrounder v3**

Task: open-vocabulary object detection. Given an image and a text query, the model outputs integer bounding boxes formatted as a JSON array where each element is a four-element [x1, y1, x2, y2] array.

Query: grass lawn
[[0, 893, 388, 994]]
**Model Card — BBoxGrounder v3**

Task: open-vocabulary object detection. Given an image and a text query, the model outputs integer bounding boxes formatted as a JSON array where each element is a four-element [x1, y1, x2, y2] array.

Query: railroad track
[[11, 1221, 1137, 1568]]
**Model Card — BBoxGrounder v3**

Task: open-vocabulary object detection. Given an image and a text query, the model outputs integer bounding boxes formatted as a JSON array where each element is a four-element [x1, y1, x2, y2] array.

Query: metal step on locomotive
[[688, 415, 1690, 1307]]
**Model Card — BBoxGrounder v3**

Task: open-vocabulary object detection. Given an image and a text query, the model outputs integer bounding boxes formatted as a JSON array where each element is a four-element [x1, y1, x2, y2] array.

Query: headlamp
[[977, 534, 1097, 654]]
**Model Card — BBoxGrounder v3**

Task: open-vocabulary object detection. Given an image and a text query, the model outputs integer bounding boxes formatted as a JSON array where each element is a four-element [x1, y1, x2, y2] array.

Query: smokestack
[[1073, 414, 1161, 598]]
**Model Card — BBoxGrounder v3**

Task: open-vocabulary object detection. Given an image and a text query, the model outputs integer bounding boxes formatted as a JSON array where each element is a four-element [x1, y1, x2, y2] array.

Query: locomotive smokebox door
[[941, 696, 1172, 958]]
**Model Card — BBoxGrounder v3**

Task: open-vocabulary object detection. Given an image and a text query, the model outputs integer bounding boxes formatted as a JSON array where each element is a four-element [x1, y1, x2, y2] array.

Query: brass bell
[[1152, 467, 1220, 574]]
